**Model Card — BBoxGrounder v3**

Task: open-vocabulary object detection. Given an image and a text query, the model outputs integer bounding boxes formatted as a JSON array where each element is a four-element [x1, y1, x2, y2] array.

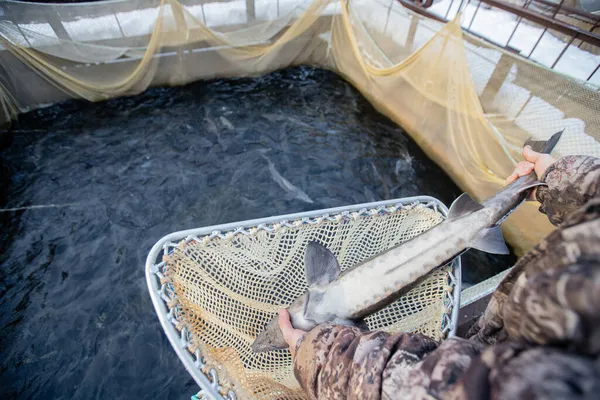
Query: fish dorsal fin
[[471, 226, 510, 255], [448, 193, 484, 219], [524, 138, 551, 153], [524, 129, 564, 154], [304, 241, 341, 287]]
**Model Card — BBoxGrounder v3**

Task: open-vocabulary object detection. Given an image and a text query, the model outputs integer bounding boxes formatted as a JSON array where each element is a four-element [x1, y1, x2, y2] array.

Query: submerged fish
[[251, 130, 563, 352], [262, 154, 314, 204], [204, 111, 228, 151], [220, 116, 235, 131]]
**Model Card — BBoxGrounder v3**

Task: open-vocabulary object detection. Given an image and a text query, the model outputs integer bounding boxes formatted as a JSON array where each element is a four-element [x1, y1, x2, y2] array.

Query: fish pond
[[0, 66, 515, 399]]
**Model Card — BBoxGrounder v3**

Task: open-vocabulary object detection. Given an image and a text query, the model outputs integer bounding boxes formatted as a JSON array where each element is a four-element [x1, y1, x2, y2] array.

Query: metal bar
[[550, 33, 576, 69], [114, 14, 125, 38], [277, 0, 280, 18], [397, 1, 514, 53], [398, 0, 600, 48], [15, 24, 33, 48], [506, 19, 522, 47], [456, 292, 491, 337], [590, 19, 599, 34], [531, 0, 600, 23], [457, 0, 466, 15], [527, 28, 546, 58], [460, 269, 511, 307], [444, 0, 456, 20], [467, 1, 481, 30], [399, 0, 448, 23], [578, 20, 598, 49], [587, 62, 600, 82], [551, 0, 564, 19], [514, 95, 532, 119], [458, 0, 470, 26], [505, 0, 531, 47], [479, 0, 600, 47], [383, 0, 394, 36]]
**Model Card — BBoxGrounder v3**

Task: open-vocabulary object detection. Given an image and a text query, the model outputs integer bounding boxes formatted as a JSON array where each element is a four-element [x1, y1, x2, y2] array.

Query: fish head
[[252, 242, 342, 353], [251, 314, 288, 353], [251, 293, 315, 353]]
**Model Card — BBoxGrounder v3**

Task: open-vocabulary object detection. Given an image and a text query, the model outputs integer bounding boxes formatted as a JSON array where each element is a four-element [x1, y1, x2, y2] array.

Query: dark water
[[0, 67, 514, 399]]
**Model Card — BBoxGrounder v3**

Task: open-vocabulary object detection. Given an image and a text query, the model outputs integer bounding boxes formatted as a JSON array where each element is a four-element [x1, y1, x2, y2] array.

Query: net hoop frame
[[145, 196, 462, 399]]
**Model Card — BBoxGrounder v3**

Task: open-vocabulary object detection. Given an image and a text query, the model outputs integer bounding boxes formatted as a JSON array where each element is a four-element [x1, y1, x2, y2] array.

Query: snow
[[63, 15, 122, 42]]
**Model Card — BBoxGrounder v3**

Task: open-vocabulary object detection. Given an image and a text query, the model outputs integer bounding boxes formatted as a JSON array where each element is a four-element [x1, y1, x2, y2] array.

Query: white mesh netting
[[153, 200, 457, 399]]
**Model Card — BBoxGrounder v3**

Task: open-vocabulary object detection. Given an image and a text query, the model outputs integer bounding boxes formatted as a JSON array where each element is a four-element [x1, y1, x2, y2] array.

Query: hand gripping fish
[[251, 130, 563, 353]]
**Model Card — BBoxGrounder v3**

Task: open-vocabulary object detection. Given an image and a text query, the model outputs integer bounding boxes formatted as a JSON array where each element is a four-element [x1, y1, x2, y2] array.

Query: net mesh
[[162, 203, 450, 399]]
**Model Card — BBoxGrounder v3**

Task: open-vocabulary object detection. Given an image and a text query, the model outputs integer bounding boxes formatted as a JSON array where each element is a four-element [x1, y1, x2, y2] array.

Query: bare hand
[[278, 309, 306, 358], [505, 145, 555, 199]]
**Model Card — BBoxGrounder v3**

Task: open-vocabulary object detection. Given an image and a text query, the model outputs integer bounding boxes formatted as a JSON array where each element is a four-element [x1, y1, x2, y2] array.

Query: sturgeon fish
[[251, 131, 564, 353]]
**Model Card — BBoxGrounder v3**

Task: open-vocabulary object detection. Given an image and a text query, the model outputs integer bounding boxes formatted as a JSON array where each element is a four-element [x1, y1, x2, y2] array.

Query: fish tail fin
[[524, 129, 564, 154]]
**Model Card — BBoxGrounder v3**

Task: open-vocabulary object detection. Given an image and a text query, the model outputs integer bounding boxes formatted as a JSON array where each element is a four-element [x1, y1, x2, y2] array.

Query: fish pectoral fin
[[470, 226, 510, 255], [327, 317, 369, 331], [304, 241, 341, 287], [448, 193, 484, 219], [354, 319, 369, 331]]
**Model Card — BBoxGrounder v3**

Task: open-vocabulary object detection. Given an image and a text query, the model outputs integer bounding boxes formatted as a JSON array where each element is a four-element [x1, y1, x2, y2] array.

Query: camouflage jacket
[[293, 155, 600, 399]]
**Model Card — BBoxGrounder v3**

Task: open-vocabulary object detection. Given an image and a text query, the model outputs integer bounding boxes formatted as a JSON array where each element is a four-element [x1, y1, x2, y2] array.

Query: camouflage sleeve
[[447, 342, 600, 399], [536, 155, 600, 226], [293, 325, 438, 400], [502, 261, 600, 354], [468, 198, 600, 349]]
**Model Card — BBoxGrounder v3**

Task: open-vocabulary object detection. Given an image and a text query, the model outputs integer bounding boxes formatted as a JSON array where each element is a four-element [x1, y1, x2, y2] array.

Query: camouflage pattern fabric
[[469, 155, 600, 350], [293, 155, 600, 399]]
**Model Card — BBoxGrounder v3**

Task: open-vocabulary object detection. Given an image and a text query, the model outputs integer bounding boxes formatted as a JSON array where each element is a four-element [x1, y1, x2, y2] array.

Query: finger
[[278, 309, 306, 357], [522, 145, 541, 163], [505, 171, 519, 184], [515, 161, 535, 176], [278, 309, 295, 343], [506, 162, 534, 184], [535, 154, 555, 179]]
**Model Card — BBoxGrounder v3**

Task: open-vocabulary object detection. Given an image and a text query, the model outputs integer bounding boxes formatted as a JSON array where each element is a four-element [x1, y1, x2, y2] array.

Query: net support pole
[[48, 5, 72, 41], [246, 0, 256, 22], [406, 14, 420, 49], [480, 52, 514, 109]]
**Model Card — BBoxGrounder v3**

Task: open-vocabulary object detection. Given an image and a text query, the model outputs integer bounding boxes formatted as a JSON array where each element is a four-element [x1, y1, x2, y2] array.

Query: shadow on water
[[0, 66, 515, 399]]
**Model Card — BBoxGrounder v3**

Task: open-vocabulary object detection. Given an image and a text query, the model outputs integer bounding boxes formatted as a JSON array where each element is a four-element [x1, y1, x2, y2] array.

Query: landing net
[[146, 197, 460, 399]]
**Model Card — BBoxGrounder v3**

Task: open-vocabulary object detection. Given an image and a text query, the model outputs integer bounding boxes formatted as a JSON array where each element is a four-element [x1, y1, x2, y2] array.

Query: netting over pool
[[3, 0, 600, 256], [147, 198, 459, 399]]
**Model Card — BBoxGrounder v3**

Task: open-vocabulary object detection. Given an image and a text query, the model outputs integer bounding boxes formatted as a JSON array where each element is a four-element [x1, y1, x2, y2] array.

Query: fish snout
[[251, 315, 289, 353]]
